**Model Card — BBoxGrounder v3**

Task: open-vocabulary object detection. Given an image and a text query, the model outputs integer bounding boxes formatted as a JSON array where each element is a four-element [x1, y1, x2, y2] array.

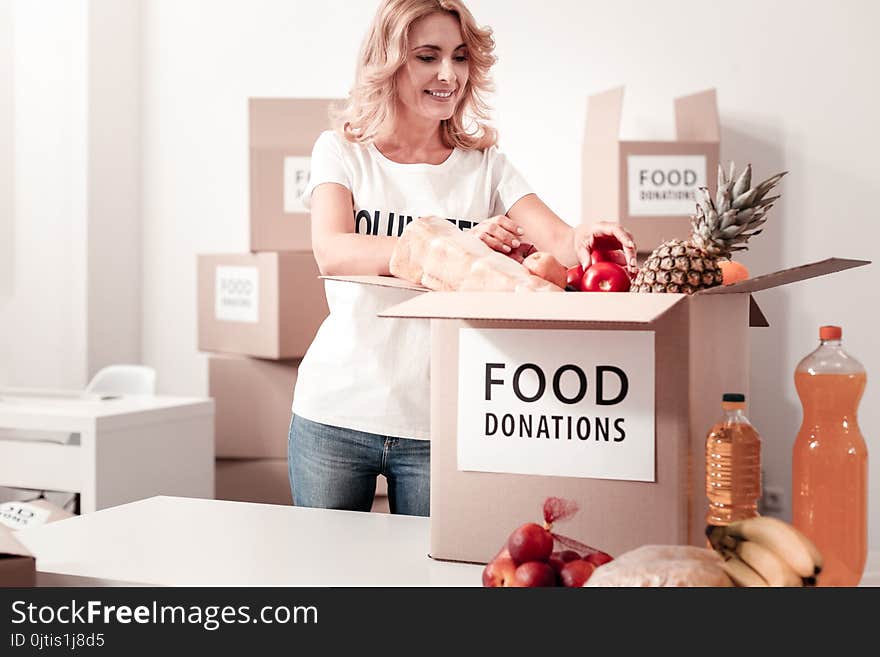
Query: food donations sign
[[457, 328, 655, 482]]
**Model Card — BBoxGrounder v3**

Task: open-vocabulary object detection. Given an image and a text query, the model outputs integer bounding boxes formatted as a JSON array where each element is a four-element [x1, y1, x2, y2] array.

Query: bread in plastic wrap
[[389, 216, 562, 293], [585, 545, 733, 587]]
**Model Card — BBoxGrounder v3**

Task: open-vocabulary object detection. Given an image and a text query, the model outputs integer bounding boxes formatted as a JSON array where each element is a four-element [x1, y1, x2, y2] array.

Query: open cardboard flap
[[674, 89, 720, 142], [584, 86, 625, 144], [381, 290, 686, 324], [320, 275, 427, 292], [700, 258, 871, 295]]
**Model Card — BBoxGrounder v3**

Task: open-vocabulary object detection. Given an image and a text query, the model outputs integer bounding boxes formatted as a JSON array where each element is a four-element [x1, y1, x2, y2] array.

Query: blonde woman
[[290, 0, 637, 517]]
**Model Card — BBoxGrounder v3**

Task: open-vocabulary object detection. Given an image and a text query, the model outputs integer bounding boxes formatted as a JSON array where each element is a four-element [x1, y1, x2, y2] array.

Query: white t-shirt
[[292, 129, 533, 440]]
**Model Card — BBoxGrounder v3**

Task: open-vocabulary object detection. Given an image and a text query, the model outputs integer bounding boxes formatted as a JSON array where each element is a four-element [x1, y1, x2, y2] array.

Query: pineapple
[[632, 162, 786, 294]]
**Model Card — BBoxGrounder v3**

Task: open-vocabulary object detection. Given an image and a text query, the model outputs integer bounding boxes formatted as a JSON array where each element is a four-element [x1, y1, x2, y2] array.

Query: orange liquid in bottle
[[792, 371, 867, 587], [705, 400, 762, 526]]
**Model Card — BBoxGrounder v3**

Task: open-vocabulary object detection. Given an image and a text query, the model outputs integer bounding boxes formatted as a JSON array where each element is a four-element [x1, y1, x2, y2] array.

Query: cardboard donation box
[[0, 499, 74, 587], [208, 354, 297, 459], [198, 251, 329, 359], [582, 87, 720, 254], [374, 258, 868, 564], [249, 98, 340, 252]]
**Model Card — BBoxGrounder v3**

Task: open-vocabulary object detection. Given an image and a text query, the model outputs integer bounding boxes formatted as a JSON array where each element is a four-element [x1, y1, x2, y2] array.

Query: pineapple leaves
[[732, 164, 752, 198], [687, 162, 785, 259]]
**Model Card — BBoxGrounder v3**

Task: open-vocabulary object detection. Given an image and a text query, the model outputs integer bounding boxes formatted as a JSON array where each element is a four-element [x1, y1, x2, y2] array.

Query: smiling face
[[396, 11, 470, 124]]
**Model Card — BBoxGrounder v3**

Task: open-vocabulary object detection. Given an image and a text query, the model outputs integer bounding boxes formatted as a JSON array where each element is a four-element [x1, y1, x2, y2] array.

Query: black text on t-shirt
[[354, 210, 479, 237]]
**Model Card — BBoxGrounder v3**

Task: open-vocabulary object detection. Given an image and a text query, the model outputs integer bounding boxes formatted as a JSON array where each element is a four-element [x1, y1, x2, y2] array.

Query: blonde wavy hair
[[332, 0, 498, 150]]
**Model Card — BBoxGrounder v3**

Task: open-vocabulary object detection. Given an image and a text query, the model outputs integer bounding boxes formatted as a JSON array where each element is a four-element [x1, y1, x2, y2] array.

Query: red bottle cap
[[819, 325, 842, 340]]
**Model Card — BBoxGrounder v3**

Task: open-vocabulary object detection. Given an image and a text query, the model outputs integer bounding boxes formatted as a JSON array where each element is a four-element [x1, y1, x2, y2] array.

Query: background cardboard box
[[582, 86, 720, 254], [0, 499, 74, 587], [249, 98, 340, 252], [198, 251, 328, 359], [209, 354, 297, 459], [379, 258, 868, 563], [0, 528, 34, 587], [215, 458, 292, 506], [215, 458, 388, 511]]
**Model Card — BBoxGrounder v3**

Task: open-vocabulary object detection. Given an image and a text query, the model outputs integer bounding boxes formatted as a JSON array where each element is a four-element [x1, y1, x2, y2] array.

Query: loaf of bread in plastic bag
[[389, 216, 562, 293], [585, 545, 733, 587]]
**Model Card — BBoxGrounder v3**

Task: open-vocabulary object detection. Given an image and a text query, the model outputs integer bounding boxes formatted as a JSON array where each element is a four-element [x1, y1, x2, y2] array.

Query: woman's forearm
[[506, 194, 579, 268], [313, 233, 398, 277]]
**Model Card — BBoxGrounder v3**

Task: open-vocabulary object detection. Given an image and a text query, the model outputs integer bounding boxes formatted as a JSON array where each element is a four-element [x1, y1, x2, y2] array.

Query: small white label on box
[[283, 156, 311, 214], [215, 266, 259, 323], [456, 328, 655, 482], [627, 154, 707, 216], [0, 502, 52, 529]]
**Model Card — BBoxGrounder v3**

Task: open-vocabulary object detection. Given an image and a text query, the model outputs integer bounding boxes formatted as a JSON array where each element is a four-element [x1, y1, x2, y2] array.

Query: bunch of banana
[[706, 517, 823, 587]]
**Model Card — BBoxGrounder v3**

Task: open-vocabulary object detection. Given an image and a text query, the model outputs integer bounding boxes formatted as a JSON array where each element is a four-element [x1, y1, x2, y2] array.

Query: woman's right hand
[[470, 215, 525, 255]]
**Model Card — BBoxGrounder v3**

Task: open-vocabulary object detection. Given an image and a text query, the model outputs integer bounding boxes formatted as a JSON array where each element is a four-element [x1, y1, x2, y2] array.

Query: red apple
[[559, 560, 597, 587], [512, 561, 557, 587], [547, 549, 581, 573], [591, 249, 628, 268], [507, 523, 554, 565], [482, 555, 518, 587], [585, 551, 614, 567], [581, 262, 631, 292], [566, 264, 584, 290], [590, 234, 625, 252]]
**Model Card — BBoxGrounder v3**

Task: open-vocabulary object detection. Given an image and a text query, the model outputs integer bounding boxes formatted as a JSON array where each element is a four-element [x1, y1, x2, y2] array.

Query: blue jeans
[[288, 415, 430, 517]]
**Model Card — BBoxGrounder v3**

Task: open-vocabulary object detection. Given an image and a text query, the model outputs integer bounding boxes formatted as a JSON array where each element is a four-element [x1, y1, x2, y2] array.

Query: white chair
[[85, 365, 157, 396]]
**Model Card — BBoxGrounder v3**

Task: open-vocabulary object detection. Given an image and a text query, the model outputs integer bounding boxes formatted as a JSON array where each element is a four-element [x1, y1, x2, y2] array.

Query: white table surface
[[14, 495, 878, 587], [0, 389, 212, 431], [15, 496, 485, 587]]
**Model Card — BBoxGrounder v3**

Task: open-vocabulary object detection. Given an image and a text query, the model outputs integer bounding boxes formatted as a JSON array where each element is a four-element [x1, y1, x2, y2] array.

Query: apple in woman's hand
[[591, 249, 628, 268]]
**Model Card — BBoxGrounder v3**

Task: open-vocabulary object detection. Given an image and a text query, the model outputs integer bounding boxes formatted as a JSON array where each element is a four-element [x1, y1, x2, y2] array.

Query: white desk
[[0, 391, 214, 513], [15, 496, 484, 586], [14, 495, 879, 587]]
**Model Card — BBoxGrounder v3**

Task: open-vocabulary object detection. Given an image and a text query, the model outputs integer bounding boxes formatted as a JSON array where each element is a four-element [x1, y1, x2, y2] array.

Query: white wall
[[0, 0, 141, 389], [0, 0, 12, 307], [2, 0, 89, 389]]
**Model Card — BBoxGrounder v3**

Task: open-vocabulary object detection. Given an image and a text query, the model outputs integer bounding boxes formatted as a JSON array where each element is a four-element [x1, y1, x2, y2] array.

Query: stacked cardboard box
[[582, 87, 720, 254], [198, 99, 389, 513]]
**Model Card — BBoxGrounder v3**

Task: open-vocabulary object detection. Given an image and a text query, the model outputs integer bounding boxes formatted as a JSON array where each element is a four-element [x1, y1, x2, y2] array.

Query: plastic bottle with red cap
[[792, 325, 868, 586]]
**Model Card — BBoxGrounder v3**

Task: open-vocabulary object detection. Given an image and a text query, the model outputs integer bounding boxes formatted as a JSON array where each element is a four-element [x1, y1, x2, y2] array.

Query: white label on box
[[0, 502, 51, 529], [215, 266, 259, 323], [627, 154, 707, 216], [456, 328, 655, 482], [283, 156, 311, 214]]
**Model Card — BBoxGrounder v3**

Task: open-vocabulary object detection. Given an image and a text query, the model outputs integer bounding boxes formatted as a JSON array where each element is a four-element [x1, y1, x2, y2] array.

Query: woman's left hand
[[574, 221, 638, 275]]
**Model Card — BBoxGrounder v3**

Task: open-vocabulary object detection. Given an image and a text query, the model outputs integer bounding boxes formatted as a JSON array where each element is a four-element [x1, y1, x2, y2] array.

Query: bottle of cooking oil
[[705, 393, 762, 526]]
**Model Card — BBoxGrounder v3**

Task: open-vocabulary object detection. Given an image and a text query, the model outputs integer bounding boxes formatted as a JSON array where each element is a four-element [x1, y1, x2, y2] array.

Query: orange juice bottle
[[705, 393, 762, 526], [792, 325, 867, 587]]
